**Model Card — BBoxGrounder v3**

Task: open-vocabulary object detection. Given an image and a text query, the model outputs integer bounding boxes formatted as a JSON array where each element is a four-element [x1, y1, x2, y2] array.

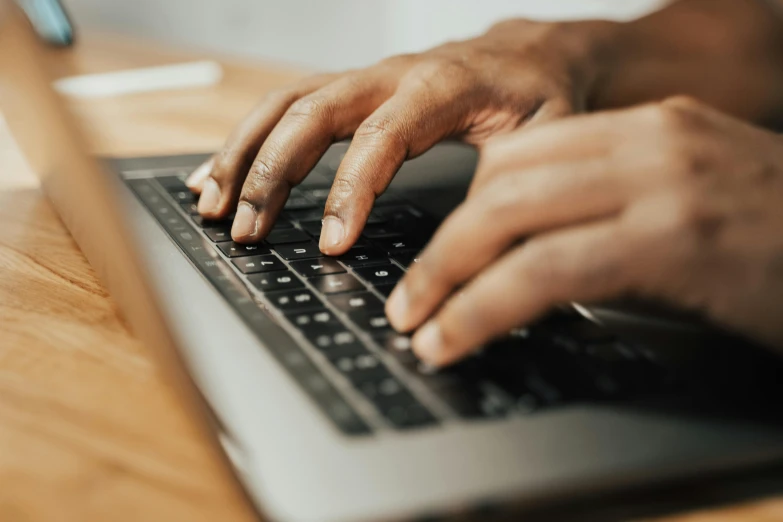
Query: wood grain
[[0, 33, 779, 522]]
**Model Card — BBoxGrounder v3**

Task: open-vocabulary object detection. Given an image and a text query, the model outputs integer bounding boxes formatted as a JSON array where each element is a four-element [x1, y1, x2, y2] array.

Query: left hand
[[385, 97, 783, 366]]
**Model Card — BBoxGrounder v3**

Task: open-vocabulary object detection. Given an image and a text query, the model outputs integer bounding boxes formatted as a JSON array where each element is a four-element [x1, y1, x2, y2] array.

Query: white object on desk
[[53, 60, 223, 98]]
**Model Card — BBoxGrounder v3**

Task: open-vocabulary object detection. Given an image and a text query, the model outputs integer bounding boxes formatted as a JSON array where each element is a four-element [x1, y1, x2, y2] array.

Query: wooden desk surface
[[0, 35, 781, 522]]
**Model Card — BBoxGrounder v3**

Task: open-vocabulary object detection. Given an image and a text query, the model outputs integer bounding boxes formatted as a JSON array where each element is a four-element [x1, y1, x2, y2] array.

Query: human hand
[[386, 97, 783, 366], [186, 19, 613, 254]]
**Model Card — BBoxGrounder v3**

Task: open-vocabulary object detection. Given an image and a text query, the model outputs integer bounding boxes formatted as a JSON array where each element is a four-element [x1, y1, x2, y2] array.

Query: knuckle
[[663, 95, 704, 113], [651, 96, 706, 135], [638, 101, 713, 181], [285, 95, 333, 122], [329, 172, 366, 203], [667, 143, 712, 181], [210, 149, 234, 183], [243, 157, 283, 200], [405, 57, 469, 86], [355, 118, 408, 148], [666, 191, 724, 242]]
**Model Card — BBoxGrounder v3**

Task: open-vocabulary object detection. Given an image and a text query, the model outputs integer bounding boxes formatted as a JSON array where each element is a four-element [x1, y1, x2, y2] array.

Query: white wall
[[63, 0, 666, 71]]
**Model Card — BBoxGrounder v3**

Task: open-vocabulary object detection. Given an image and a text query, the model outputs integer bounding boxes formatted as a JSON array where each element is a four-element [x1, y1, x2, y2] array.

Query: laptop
[[3, 3, 783, 520]]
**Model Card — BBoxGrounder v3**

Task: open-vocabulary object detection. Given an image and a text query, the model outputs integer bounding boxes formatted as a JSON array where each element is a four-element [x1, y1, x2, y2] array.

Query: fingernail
[[197, 177, 221, 214], [232, 202, 258, 239], [385, 282, 410, 331], [186, 159, 212, 189], [319, 216, 344, 252], [412, 321, 444, 363]]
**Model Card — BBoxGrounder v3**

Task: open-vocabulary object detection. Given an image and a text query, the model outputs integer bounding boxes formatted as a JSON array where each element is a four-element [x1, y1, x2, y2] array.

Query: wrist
[[545, 20, 624, 101]]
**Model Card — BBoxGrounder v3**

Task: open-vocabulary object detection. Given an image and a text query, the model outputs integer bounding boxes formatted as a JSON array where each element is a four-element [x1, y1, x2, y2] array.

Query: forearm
[[587, 0, 783, 127]]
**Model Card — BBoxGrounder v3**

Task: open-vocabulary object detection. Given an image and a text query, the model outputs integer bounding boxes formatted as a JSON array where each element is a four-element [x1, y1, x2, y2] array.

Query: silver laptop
[[3, 3, 783, 520]]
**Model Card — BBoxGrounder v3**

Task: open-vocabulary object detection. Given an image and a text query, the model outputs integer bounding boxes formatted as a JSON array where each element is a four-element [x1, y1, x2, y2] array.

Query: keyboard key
[[438, 384, 509, 419], [204, 228, 233, 242], [272, 218, 294, 230], [329, 351, 387, 382], [365, 210, 387, 225], [382, 401, 437, 429], [192, 216, 232, 229], [180, 202, 200, 215], [170, 190, 196, 204], [265, 228, 311, 244], [373, 237, 424, 255], [266, 289, 321, 312], [303, 187, 331, 202], [354, 264, 404, 286], [289, 257, 345, 278], [284, 208, 324, 222], [362, 225, 402, 239], [374, 330, 413, 352], [157, 175, 188, 192], [355, 373, 408, 405], [373, 331, 420, 367], [349, 311, 392, 331], [374, 284, 396, 297], [328, 291, 384, 313], [247, 271, 303, 292], [373, 204, 422, 222], [299, 220, 322, 236], [232, 255, 286, 274], [391, 250, 421, 269], [286, 309, 339, 328], [217, 241, 271, 258], [338, 246, 388, 268], [284, 196, 317, 210], [374, 191, 403, 206], [310, 273, 365, 294], [305, 328, 363, 355], [274, 241, 321, 260]]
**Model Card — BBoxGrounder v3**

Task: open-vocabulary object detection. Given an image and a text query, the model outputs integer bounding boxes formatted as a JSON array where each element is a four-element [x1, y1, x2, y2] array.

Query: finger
[[231, 72, 398, 242], [410, 219, 636, 366], [524, 96, 576, 128], [386, 159, 638, 332], [185, 157, 213, 194], [196, 72, 340, 218], [319, 75, 473, 255], [467, 105, 637, 198]]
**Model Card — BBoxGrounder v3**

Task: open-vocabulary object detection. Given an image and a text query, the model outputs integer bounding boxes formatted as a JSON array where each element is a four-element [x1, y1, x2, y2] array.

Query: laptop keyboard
[[127, 169, 674, 436]]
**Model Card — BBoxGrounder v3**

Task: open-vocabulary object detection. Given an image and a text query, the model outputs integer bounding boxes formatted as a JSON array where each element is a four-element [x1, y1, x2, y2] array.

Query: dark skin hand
[[187, 19, 609, 253], [386, 97, 783, 366], [187, 0, 783, 258]]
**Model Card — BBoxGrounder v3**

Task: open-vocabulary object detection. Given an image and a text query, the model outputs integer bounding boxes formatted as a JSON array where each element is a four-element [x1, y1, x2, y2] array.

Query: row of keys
[[285, 307, 437, 429], [132, 176, 371, 435], [161, 176, 524, 423]]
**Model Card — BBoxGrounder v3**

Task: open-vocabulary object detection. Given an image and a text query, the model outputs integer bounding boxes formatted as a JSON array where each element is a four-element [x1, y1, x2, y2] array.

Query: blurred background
[[62, 0, 666, 70]]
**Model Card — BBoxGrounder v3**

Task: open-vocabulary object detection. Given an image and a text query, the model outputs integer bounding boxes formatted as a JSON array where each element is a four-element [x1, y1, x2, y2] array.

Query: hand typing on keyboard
[[386, 98, 783, 366], [184, 19, 618, 253]]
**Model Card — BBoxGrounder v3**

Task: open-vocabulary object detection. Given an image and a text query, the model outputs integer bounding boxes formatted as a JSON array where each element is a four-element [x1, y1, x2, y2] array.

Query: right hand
[[186, 19, 615, 255]]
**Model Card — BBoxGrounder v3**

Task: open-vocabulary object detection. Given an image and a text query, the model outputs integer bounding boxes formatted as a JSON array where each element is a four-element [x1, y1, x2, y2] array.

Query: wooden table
[[0, 34, 781, 522]]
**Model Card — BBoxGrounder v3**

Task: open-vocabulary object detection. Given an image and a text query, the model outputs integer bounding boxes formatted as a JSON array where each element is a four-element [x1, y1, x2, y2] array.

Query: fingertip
[[318, 216, 347, 255], [231, 202, 260, 242], [411, 320, 447, 366], [385, 282, 412, 332], [197, 177, 222, 216]]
